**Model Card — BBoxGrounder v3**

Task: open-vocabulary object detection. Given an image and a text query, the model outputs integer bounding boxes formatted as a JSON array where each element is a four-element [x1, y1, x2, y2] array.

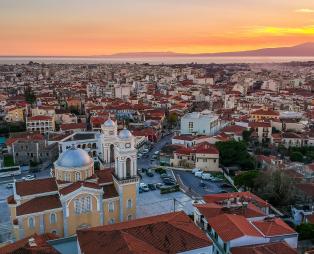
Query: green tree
[[216, 141, 256, 170], [24, 87, 36, 104], [296, 223, 314, 240], [234, 170, 261, 190], [290, 151, 303, 162], [242, 129, 253, 142]]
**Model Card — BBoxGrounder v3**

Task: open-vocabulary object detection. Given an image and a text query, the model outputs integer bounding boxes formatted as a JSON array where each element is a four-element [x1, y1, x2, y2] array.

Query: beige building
[[7, 119, 139, 241], [171, 143, 220, 171], [26, 115, 55, 134], [5, 108, 25, 122]]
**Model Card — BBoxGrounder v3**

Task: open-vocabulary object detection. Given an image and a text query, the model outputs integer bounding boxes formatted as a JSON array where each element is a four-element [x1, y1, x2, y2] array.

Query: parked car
[[148, 183, 156, 190], [195, 171, 203, 177], [6, 183, 14, 189], [221, 183, 233, 188], [156, 183, 163, 189], [201, 173, 212, 180], [154, 151, 160, 155], [163, 178, 176, 185], [139, 183, 149, 192], [142, 154, 149, 158], [199, 181, 206, 188], [23, 175, 35, 181], [192, 168, 201, 174], [160, 173, 169, 179], [146, 170, 154, 177]]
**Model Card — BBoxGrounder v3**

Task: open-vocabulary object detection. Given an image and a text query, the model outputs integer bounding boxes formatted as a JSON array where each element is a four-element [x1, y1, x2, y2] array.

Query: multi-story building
[[26, 116, 55, 134], [5, 107, 24, 122], [194, 192, 298, 254], [181, 111, 224, 136], [12, 139, 58, 165], [7, 121, 139, 241]]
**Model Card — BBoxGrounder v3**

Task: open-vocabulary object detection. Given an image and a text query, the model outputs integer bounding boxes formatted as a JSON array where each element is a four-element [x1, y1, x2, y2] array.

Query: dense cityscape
[[0, 60, 312, 253]]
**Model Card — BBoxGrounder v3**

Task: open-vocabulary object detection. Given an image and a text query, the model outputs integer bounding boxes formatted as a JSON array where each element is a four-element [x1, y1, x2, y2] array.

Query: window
[[109, 218, 115, 224], [109, 202, 114, 212], [127, 214, 132, 221], [127, 199, 132, 209], [75, 172, 81, 181], [51, 230, 57, 235], [188, 122, 193, 132], [85, 196, 91, 212], [64, 173, 70, 182], [50, 213, 57, 224], [74, 199, 81, 214], [28, 217, 35, 229]]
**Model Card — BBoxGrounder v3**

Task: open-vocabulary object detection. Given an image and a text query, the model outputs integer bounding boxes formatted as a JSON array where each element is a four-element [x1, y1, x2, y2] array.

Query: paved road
[[174, 170, 234, 198], [137, 133, 173, 170]]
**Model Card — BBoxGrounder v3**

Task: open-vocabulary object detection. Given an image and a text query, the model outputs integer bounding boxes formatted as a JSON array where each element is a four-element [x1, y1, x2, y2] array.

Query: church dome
[[118, 128, 132, 139], [103, 118, 116, 127], [56, 147, 93, 168]]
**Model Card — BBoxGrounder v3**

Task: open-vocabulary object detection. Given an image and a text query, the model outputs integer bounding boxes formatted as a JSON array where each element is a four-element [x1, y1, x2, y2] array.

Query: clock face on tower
[[125, 143, 131, 148]]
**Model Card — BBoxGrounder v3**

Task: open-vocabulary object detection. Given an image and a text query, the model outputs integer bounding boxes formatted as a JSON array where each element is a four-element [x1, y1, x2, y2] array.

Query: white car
[[195, 171, 203, 177], [23, 175, 35, 181], [192, 168, 201, 174], [201, 173, 213, 180]]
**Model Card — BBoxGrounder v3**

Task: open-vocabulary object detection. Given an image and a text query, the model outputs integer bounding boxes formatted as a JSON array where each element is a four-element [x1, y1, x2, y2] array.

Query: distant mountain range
[[101, 42, 314, 58]]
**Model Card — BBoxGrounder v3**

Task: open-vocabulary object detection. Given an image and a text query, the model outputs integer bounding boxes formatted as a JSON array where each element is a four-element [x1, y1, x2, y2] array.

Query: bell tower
[[113, 128, 139, 222], [101, 117, 118, 165]]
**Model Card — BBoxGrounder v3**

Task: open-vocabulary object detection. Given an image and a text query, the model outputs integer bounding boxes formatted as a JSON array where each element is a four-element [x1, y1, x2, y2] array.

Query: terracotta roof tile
[[59, 181, 102, 196], [0, 233, 60, 254], [207, 214, 262, 241], [77, 212, 212, 254], [231, 241, 297, 254], [15, 178, 58, 197], [252, 218, 296, 236], [16, 194, 61, 216]]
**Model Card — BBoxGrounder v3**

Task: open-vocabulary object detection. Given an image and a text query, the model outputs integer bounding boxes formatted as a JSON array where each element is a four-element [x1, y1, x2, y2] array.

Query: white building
[[181, 111, 224, 136]]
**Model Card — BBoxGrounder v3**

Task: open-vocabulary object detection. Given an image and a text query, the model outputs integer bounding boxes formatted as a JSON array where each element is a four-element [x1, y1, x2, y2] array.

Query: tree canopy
[[215, 141, 256, 170]]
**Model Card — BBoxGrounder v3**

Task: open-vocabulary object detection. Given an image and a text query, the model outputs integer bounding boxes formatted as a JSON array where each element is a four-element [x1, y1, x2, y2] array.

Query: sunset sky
[[1, 0, 314, 56]]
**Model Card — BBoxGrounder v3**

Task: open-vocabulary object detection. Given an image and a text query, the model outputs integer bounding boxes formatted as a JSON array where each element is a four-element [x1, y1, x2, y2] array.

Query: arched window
[[75, 172, 81, 181], [28, 217, 35, 229], [127, 199, 132, 209], [50, 213, 57, 224], [51, 230, 57, 235], [127, 214, 132, 221], [110, 144, 115, 163], [126, 158, 131, 178], [109, 218, 115, 224]]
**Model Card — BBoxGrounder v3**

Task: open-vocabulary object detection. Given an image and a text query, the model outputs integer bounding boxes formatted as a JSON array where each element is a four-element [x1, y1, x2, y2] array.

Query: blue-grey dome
[[57, 147, 93, 168], [104, 118, 115, 127], [118, 129, 132, 139]]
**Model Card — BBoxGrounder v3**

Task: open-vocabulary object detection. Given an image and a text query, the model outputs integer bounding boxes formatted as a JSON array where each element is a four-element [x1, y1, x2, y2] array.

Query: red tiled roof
[[59, 181, 102, 196], [207, 214, 262, 241], [16, 194, 62, 216], [28, 115, 53, 121], [95, 169, 114, 184], [296, 183, 314, 198], [60, 122, 86, 131], [6, 133, 44, 146], [195, 202, 265, 220], [0, 233, 60, 254], [221, 125, 247, 135], [15, 178, 58, 197], [203, 192, 269, 208], [77, 212, 212, 254], [7, 195, 16, 205], [231, 241, 297, 254], [102, 184, 119, 199], [252, 218, 296, 236], [251, 109, 279, 116]]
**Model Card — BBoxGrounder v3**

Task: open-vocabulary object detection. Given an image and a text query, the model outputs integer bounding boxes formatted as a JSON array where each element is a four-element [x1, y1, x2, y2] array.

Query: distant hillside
[[101, 42, 314, 58]]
